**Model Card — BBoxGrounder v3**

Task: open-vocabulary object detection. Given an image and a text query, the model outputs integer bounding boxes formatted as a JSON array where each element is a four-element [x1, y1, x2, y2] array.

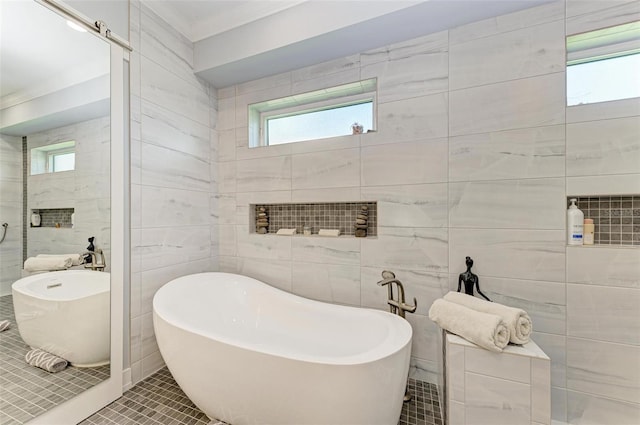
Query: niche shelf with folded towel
[[29, 207, 74, 228]]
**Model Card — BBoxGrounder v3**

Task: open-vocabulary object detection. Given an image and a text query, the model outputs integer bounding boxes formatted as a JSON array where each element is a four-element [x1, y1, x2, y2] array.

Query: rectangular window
[[30, 141, 76, 175], [567, 21, 640, 106], [249, 78, 376, 147]]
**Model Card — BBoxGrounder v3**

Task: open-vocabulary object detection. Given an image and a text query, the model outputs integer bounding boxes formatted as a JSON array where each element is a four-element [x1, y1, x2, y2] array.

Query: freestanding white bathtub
[[12, 270, 110, 367], [153, 272, 412, 425]]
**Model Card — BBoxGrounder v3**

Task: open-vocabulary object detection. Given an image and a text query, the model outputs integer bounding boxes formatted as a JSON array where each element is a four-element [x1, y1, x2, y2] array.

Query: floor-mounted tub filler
[[12, 270, 110, 367], [153, 272, 413, 425]]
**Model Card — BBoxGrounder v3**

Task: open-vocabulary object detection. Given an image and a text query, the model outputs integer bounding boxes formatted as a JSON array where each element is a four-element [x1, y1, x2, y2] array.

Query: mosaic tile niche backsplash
[[31, 208, 74, 228], [253, 202, 377, 236], [575, 196, 640, 245]]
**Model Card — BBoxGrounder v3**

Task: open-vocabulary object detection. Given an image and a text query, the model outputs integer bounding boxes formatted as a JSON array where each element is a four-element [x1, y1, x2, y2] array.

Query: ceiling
[[145, 0, 553, 88]]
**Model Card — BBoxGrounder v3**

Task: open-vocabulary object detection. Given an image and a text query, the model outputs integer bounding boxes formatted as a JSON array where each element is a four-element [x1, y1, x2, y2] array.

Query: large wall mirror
[[0, 0, 125, 423]]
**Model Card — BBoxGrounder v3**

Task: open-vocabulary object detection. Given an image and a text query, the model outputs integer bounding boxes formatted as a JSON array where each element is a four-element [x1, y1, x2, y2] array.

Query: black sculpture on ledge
[[457, 256, 491, 301]]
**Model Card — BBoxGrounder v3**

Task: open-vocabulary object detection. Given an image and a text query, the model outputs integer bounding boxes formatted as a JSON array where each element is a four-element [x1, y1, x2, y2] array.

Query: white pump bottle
[[567, 198, 584, 245]]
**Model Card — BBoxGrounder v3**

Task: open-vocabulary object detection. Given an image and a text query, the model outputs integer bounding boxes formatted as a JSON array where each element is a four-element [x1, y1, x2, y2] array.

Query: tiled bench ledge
[[445, 332, 550, 425]]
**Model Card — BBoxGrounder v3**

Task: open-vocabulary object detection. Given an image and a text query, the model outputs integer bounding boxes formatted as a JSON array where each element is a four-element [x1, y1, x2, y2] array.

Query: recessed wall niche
[[252, 202, 377, 236], [574, 196, 640, 245], [30, 208, 74, 228]]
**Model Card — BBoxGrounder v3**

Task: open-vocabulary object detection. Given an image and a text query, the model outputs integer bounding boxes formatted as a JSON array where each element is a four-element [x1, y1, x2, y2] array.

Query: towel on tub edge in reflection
[[23, 256, 72, 273], [37, 253, 83, 266], [444, 291, 532, 345], [25, 348, 68, 373], [428, 299, 510, 353], [0, 320, 10, 332]]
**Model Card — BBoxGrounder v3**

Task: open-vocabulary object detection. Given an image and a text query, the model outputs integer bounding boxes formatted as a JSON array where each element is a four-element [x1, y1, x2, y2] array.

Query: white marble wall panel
[[140, 6, 195, 84], [236, 141, 292, 161], [448, 1, 565, 45], [140, 186, 210, 227], [465, 345, 531, 384], [236, 72, 292, 96], [366, 93, 448, 145], [138, 226, 211, 271], [361, 183, 447, 228], [218, 161, 237, 193], [140, 56, 209, 126], [361, 227, 448, 273], [449, 125, 565, 181], [291, 262, 360, 306], [361, 139, 447, 186], [567, 174, 640, 197], [465, 372, 531, 425], [292, 55, 360, 83], [449, 73, 565, 136], [236, 228, 292, 260], [566, 116, 640, 176], [567, 337, 640, 404], [214, 193, 236, 225], [406, 313, 441, 362], [410, 357, 440, 385], [532, 358, 552, 424], [218, 225, 237, 257], [567, 246, 640, 289], [567, 284, 640, 345], [566, 0, 640, 35], [291, 237, 360, 266], [447, 343, 465, 402], [454, 276, 567, 335], [292, 187, 360, 203], [140, 100, 210, 158], [567, 389, 640, 425], [361, 48, 448, 103], [141, 143, 210, 191], [289, 134, 360, 156], [234, 190, 291, 225], [449, 401, 465, 425], [361, 31, 448, 66], [449, 178, 565, 229], [567, 97, 640, 124], [291, 148, 359, 190], [217, 129, 235, 162], [532, 332, 566, 389], [291, 68, 361, 97], [218, 256, 238, 273], [236, 156, 291, 192], [450, 229, 565, 282], [236, 257, 292, 292], [449, 21, 565, 90], [361, 267, 448, 316], [216, 97, 235, 130]]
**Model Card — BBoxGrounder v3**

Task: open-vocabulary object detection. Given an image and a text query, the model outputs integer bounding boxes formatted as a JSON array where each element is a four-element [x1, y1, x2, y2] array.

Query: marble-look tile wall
[[0, 135, 23, 296], [215, 1, 640, 423], [26, 117, 111, 267], [129, 1, 216, 385]]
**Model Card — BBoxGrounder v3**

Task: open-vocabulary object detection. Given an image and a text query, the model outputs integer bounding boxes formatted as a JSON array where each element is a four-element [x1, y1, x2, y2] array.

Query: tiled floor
[[82, 367, 442, 425], [0, 295, 110, 425]]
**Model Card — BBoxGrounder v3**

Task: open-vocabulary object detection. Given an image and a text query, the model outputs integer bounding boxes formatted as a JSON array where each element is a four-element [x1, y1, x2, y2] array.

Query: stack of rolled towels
[[428, 291, 532, 353], [23, 253, 83, 273]]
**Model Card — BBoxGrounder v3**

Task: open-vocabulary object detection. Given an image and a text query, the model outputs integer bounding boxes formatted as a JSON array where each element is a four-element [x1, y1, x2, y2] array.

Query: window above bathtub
[[248, 78, 376, 147], [30, 140, 76, 175], [566, 21, 640, 106]]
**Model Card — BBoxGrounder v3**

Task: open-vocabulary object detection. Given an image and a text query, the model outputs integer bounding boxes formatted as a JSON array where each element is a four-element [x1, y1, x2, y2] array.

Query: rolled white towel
[[24, 256, 72, 272], [428, 298, 509, 352], [444, 291, 532, 345], [37, 253, 83, 266], [25, 348, 68, 373]]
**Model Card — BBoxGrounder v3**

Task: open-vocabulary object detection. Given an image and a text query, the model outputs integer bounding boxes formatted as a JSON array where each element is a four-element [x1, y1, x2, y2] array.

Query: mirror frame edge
[[25, 8, 128, 425]]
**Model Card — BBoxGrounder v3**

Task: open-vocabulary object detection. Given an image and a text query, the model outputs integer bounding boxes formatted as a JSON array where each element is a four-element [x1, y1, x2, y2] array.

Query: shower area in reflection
[[0, 1, 125, 423]]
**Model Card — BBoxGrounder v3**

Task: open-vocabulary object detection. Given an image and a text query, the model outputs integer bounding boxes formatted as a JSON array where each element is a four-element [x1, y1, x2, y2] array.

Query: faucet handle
[[381, 270, 396, 280]]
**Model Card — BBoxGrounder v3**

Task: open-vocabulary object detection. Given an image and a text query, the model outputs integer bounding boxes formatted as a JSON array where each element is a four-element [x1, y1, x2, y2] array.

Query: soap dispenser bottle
[[567, 198, 584, 245]]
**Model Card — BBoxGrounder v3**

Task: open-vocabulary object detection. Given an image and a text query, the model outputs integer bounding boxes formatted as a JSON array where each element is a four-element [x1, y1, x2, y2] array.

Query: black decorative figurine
[[457, 256, 491, 301], [84, 236, 96, 264]]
